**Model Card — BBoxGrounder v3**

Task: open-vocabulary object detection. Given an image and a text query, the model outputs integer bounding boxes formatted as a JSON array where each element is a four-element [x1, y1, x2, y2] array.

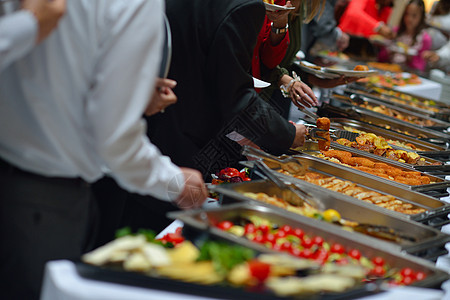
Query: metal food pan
[[329, 118, 446, 152], [318, 101, 450, 144], [333, 93, 450, 131], [240, 149, 450, 226], [208, 180, 450, 259], [171, 201, 450, 280], [344, 87, 440, 118], [291, 141, 450, 193]]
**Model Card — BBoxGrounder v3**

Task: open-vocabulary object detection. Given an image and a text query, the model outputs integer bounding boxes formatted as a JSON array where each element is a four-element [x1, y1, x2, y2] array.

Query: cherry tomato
[[312, 236, 324, 247], [336, 257, 349, 265], [290, 247, 302, 257], [280, 241, 292, 252], [330, 243, 345, 254], [292, 228, 304, 239], [280, 224, 292, 234], [265, 233, 276, 244], [217, 221, 233, 231], [252, 234, 265, 244], [348, 249, 361, 260], [401, 275, 414, 285], [415, 271, 426, 281], [400, 268, 415, 279], [243, 177, 252, 181], [244, 223, 256, 234], [370, 265, 386, 277], [219, 167, 240, 179], [258, 224, 270, 235], [248, 260, 271, 282], [272, 243, 282, 251], [301, 237, 313, 248], [314, 249, 329, 263], [371, 256, 385, 267], [300, 248, 313, 259], [275, 230, 287, 239]]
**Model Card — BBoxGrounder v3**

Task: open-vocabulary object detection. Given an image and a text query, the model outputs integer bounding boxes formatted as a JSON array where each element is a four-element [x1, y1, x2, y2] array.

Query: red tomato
[[239, 171, 250, 181], [244, 223, 256, 234], [312, 236, 324, 247], [219, 168, 240, 179], [258, 224, 269, 235], [371, 256, 385, 267], [314, 249, 329, 263], [275, 230, 287, 239], [330, 243, 345, 254], [300, 248, 313, 259], [280, 241, 292, 252], [370, 265, 386, 277], [415, 271, 427, 281], [301, 237, 313, 248], [217, 221, 233, 231], [348, 249, 361, 260], [272, 243, 282, 251], [292, 228, 304, 239], [243, 177, 252, 181], [401, 275, 414, 285], [252, 234, 265, 244], [400, 268, 415, 279], [290, 247, 302, 257], [264, 233, 276, 244], [248, 260, 271, 282], [280, 225, 292, 234]]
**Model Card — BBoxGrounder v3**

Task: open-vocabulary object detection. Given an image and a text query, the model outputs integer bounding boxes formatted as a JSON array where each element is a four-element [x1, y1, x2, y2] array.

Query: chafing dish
[[331, 93, 450, 132], [318, 100, 450, 145], [171, 201, 450, 275], [241, 146, 450, 227], [346, 84, 450, 121]]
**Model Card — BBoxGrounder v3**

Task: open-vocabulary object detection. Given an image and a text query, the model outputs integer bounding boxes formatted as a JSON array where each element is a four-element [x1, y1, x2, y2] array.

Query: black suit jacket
[[147, 0, 295, 176]]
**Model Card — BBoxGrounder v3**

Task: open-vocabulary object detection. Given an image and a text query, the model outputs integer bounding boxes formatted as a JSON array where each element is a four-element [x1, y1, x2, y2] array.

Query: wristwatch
[[271, 22, 289, 34]]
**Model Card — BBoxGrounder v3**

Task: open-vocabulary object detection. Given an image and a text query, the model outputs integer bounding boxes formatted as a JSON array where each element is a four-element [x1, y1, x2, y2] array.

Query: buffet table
[[393, 76, 442, 101]]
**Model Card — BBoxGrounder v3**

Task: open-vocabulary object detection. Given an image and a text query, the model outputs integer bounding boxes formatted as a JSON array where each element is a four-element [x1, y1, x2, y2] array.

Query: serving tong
[[305, 124, 360, 142]]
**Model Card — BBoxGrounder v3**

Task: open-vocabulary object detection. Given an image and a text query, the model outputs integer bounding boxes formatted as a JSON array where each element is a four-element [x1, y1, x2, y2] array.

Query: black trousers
[[0, 160, 97, 300]]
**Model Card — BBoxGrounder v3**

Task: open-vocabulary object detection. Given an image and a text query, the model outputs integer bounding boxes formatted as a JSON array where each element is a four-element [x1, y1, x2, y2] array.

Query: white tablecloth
[[394, 76, 442, 101]]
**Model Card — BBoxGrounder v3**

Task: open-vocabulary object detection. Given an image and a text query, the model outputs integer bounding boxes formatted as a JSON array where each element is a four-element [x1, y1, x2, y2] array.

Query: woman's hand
[[145, 78, 177, 116], [266, 1, 292, 26], [289, 80, 318, 108]]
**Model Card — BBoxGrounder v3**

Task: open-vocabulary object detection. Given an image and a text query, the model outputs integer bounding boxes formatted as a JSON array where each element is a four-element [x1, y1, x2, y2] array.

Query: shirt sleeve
[[260, 18, 290, 69], [0, 10, 37, 71], [86, 0, 184, 202], [338, 0, 380, 37]]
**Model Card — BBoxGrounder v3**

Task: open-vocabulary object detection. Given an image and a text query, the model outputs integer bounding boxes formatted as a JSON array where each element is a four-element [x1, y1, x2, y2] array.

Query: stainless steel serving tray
[[345, 84, 450, 121], [319, 99, 450, 144], [329, 118, 446, 152], [241, 150, 450, 227], [333, 93, 450, 131], [291, 141, 450, 194], [172, 199, 450, 270]]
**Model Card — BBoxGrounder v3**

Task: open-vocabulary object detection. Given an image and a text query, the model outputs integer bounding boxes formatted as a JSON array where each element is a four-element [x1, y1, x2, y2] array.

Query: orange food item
[[354, 65, 369, 71], [316, 117, 331, 151]]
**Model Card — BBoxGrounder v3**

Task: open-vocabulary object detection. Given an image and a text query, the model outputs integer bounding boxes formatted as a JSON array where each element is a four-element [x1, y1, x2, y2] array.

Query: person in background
[[252, 0, 291, 93], [116, 0, 310, 236], [378, 0, 431, 72], [423, 39, 450, 73], [301, 0, 350, 64], [426, 0, 450, 50], [0, 0, 206, 299], [338, 0, 394, 39], [0, 0, 65, 70]]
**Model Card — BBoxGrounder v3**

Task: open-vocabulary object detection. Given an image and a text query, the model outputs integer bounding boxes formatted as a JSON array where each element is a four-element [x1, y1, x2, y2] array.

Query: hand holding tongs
[[305, 123, 359, 142]]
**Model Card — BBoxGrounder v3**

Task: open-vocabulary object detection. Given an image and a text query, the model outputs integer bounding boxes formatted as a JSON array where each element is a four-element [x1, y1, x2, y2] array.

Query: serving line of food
[[42, 66, 450, 299]]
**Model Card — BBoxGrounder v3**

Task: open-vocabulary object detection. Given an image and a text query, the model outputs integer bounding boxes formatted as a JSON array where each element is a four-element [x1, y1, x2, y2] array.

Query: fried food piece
[[353, 65, 369, 71], [347, 157, 375, 168], [394, 176, 422, 185], [321, 150, 352, 163], [316, 117, 331, 151]]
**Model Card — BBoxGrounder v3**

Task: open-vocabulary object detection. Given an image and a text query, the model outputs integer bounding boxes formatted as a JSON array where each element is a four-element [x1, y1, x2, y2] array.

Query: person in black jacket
[[94, 0, 309, 238]]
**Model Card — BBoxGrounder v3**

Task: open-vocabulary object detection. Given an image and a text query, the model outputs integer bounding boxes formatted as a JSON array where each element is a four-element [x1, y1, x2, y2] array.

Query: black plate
[[75, 260, 379, 300]]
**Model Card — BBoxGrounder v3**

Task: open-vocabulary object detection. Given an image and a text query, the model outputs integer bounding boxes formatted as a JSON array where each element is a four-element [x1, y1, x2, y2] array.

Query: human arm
[[144, 78, 178, 116], [408, 32, 432, 72], [0, 0, 65, 71], [279, 73, 318, 108], [259, 10, 290, 69], [87, 0, 205, 204]]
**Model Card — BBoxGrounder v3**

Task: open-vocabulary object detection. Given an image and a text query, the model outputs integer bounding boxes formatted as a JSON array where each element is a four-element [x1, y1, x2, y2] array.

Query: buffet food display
[[76, 78, 450, 299]]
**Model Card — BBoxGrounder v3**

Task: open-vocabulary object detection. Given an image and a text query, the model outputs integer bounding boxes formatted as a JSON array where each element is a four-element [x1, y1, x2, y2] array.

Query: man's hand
[[291, 123, 307, 148], [289, 80, 318, 108], [377, 24, 394, 39], [145, 78, 177, 116], [422, 50, 440, 64], [336, 32, 350, 51], [22, 0, 66, 44], [173, 168, 207, 210]]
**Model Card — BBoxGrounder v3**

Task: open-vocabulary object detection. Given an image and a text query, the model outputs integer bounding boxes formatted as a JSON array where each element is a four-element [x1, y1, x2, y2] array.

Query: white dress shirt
[[0, 0, 185, 201], [0, 10, 37, 71]]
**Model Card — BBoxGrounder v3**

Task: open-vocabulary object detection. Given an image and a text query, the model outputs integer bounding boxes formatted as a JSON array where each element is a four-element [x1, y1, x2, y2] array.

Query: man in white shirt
[[0, 0, 207, 298], [0, 0, 66, 70]]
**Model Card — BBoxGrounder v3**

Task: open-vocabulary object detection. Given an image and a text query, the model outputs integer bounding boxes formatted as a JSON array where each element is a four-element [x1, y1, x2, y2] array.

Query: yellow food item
[[323, 209, 341, 222]]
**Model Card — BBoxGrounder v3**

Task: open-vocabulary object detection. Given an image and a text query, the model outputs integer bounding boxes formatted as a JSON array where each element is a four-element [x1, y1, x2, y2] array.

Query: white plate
[[253, 77, 271, 88], [264, 3, 296, 11], [296, 61, 340, 79], [323, 67, 378, 78]]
